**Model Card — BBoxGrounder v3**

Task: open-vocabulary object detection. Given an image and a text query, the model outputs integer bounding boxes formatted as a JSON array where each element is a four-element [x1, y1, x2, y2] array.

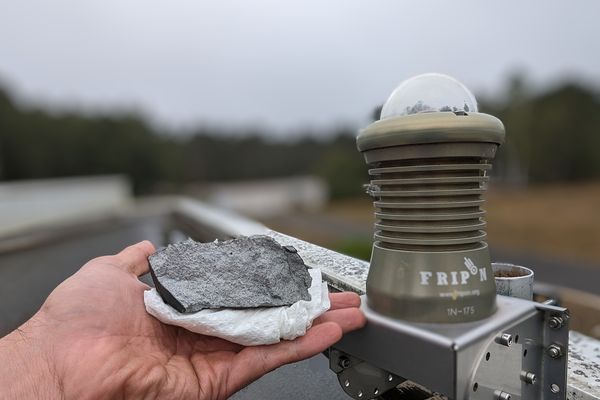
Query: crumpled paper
[[144, 268, 330, 346]]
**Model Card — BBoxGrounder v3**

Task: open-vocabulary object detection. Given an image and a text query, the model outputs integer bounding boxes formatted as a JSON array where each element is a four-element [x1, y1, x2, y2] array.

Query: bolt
[[494, 390, 512, 400], [520, 371, 537, 385], [548, 316, 564, 329], [338, 356, 351, 369], [547, 344, 564, 359], [497, 333, 513, 347]]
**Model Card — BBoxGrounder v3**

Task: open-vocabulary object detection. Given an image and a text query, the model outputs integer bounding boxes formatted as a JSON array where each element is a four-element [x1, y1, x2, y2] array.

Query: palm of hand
[[37, 241, 365, 400]]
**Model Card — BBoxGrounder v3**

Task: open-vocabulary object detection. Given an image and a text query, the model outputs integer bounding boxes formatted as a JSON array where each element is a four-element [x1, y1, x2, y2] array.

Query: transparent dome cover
[[380, 73, 478, 120]]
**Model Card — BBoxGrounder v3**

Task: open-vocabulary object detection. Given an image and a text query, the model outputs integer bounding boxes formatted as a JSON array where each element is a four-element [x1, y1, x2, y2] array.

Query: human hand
[[0, 241, 366, 399]]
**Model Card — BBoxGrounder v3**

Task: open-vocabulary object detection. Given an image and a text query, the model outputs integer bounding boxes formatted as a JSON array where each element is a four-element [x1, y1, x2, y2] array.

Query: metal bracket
[[330, 295, 569, 399], [329, 348, 405, 399], [469, 301, 569, 399]]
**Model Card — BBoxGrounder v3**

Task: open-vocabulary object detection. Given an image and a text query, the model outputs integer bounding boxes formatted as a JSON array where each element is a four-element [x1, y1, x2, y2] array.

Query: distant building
[[0, 175, 131, 239], [193, 176, 328, 219]]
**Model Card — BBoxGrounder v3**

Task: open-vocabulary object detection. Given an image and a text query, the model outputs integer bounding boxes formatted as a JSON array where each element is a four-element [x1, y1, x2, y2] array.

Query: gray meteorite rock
[[148, 235, 313, 313]]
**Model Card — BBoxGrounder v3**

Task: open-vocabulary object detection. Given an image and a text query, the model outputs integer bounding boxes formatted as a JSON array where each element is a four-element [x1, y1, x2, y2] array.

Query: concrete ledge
[[569, 331, 600, 400]]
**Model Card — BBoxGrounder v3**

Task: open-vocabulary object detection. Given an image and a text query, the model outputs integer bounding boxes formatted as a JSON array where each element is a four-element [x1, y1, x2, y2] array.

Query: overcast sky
[[0, 1, 598, 135]]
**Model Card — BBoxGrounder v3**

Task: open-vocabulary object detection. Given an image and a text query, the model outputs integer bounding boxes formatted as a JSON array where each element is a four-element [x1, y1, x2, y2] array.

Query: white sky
[[0, 1, 598, 135]]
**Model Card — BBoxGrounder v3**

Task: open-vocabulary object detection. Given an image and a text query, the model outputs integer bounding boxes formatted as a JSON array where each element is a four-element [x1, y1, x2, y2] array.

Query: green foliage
[[1, 75, 600, 196], [313, 133, 368, 199], [0, 105, 167, 193], [333, 239, 373, 261], [480, 76, 600, 184], [0, 86, 365, 195]]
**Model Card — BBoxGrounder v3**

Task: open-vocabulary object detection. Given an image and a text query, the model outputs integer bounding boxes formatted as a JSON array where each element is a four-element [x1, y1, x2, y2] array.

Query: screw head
[[338, 356, 351, 369], [494, 390, 512, 400], [520, 371, 537, 385], [547, 344, 563, 359], [497, 333, 513, 347], [548, 316, 564, 329]]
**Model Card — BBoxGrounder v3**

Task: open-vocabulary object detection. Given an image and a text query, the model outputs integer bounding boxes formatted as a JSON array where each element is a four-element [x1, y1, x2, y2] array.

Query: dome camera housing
[[357, 73, 505, 323]]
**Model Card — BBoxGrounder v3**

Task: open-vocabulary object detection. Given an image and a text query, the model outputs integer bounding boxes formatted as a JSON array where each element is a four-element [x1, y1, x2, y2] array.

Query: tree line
[[1, 76, 599, 198]]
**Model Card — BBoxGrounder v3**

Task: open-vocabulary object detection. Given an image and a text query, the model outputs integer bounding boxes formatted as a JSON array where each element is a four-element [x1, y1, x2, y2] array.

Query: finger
[[313, 308, 366, 334], [329, 292, 361, 310], [114, 240, 156, 276], [228, 322, 342, 393]]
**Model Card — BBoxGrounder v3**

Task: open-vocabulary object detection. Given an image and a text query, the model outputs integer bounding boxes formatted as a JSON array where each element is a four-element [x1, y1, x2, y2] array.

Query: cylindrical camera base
[[367, 242, 497, 322]]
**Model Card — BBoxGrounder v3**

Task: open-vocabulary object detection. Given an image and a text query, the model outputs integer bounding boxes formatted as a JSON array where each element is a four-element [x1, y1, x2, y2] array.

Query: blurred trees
[[0, 87, 366, 196], [481, 76, 600, 185], [1, 75, 599, 197]]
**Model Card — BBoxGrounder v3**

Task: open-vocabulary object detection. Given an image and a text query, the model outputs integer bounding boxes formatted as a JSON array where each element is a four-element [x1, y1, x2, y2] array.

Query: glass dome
[[380, 73, 478, 120]]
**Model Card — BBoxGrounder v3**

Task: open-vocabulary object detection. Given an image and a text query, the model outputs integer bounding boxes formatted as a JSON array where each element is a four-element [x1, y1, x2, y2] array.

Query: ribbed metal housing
[[367, 157, 491, 252], [357, 112, 505, 322]]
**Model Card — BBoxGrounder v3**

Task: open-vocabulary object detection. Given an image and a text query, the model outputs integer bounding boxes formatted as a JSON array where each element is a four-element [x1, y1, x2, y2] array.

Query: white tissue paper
[[144, 268, 330, 346]]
